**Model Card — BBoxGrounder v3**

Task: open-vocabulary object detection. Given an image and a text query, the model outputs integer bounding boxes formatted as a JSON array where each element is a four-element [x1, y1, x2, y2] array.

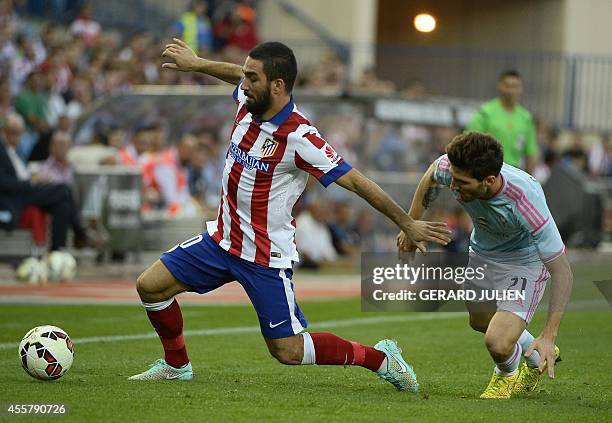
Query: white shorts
[[464, 251, 550, 323]]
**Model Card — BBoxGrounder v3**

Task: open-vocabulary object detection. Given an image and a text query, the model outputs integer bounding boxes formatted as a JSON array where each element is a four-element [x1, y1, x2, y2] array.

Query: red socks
[[146, 299, 189, 368], [310, 332, 386, 371], [145, 301, 385, 372]]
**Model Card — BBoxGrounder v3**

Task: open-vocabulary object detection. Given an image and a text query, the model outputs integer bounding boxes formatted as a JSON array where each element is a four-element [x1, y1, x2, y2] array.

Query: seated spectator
[[64, 76, 93, 122], [187, 139, 220, 216], [36, 131, 74, 185], [68, 123, 122, 168], [119, 124, 152, 166], [444, 208, 472, 253], [588, 134, 612, 176], [147, 133, 198, 216], [295, 198, 338, 268], [11, 35, 45, 95], [328, 200, 360, 256], [196, 130, 225, 208], [0, 113, 89, 250], [562, 133, 588, 173], [13, 71, 50, 159], [351, 208, 376, 250]]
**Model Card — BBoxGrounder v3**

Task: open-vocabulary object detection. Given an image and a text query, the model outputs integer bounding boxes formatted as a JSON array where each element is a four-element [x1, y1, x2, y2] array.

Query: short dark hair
[[446, 132, 504, 180], [499, 69, 521, 80], [248, 42, 297, 93]]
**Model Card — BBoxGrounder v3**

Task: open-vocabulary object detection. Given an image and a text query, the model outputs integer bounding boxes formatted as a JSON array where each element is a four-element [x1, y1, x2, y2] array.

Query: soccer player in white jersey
[[397, 131, 573, 398], [128, 39, 452, 391]]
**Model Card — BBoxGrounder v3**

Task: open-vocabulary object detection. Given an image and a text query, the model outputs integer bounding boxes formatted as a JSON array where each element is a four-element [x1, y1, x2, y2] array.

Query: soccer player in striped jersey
[[128, 39, 452, 391], [397, 132, 573, 398]]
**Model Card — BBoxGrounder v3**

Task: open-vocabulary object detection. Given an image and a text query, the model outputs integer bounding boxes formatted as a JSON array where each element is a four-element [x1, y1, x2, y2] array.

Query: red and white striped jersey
[[206, 80, 352, 268]]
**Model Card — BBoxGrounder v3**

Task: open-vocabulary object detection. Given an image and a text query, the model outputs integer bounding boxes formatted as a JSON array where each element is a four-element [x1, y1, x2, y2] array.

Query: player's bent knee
[[136, 260, 187, 303], [484, 333, 514, 358], [266, 337, 302, 365]]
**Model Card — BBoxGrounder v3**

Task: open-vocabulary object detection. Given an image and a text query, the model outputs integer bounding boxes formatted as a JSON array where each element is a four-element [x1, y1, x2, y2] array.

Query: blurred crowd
[[0, 0, 258, 215], [1, 0, 610, 262]]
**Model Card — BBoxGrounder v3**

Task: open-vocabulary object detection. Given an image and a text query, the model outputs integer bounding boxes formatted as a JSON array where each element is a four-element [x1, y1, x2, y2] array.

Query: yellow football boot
[[479, 369, 521, 399], [513, 345, 561, 394]]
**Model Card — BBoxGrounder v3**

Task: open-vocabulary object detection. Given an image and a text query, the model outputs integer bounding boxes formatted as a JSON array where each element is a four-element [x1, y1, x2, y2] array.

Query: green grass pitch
[[1, 297, 610, 422]]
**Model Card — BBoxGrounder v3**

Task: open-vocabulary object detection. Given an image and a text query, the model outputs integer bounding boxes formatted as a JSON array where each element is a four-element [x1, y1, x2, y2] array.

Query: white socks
[[495, 343, 522, 376], [301, 332, 316, 365], [518, 330, 541, 368]]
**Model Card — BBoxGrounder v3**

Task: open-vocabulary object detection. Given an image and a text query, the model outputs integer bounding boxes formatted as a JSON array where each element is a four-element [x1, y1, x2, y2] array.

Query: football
[[16, 257, 48, 284], [18, 326, 74, 380], [45, 251, 77, 282]]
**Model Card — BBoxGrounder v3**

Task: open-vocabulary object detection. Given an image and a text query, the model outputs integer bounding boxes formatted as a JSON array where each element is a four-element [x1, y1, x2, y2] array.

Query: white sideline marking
[[0, 313, 465, 351]]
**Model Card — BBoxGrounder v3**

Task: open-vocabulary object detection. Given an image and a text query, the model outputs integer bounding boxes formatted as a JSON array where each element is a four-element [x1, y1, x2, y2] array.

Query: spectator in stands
[[119, 124, 152, 166], [174, 0, 214, 54], [196, 129, 224, 208], [36, 130, 74, 185], [0, 0, 19, 35], [562, 133, 588, 173], [119, 32, 153, 63], [328, 200, 359, 256], [141, 122, 169, 211], [295, 198, 338, 268], [187, 142, 208, 202], [352, 66, 395, 95], [143, 131, 198, 216], [373, 124, 406, 172], [226, 3, 259, 51], [28, 70, 73, 162], [13, 70, 49, 159], [0, 77, 13, 118], [64, 76, 93, 121], [444, 208, 472, 253], [186, 140, 218, 216], [588, 134, 612, 176], [401, 78, 426, 99], [70, 2, 101, 48], [68, 123, 121, 168], [11, 34, 45, 94], [467, 70, 538, 174], [0, 112, 89, 250], [352, 208, 376, 250]]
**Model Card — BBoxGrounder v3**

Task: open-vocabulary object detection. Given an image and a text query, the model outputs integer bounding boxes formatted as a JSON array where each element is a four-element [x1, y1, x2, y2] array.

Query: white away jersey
[[433, 154, 565, 264], [206, 80, 352, 268]]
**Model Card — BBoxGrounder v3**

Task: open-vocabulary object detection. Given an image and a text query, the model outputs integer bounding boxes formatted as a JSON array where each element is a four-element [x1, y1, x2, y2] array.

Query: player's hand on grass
[[162, 38, 200, 72], [525, 335, 557, 378], [399, 220, 451, 253]]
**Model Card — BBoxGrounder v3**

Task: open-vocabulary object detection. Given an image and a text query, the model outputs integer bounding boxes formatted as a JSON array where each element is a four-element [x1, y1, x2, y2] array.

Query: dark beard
[[245, 89, 271, 117]]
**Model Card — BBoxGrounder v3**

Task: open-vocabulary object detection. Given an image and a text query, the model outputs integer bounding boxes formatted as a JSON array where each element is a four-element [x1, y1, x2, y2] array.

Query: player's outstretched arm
[[525, 253, 573, 379], [335, 168, 450, 252], [397, 161, 442, 252], [161, 38, 243, 85]]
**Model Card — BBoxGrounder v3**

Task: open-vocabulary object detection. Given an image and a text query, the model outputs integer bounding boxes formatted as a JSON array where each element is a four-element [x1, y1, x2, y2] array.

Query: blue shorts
[[160, 232, 307, 338]]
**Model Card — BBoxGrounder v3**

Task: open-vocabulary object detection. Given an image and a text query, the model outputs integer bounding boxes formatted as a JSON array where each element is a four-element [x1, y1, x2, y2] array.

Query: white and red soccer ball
[[18, 326, 74, 380]]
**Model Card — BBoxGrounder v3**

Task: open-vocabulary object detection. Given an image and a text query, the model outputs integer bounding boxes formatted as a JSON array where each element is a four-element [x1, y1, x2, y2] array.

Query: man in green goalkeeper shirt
[[467, 70, 538, 174]]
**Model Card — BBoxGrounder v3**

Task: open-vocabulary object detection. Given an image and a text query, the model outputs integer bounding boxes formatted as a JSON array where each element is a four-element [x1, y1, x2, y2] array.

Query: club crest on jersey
[[261, 137, 279, 158], [229, 142, 270, 172]]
